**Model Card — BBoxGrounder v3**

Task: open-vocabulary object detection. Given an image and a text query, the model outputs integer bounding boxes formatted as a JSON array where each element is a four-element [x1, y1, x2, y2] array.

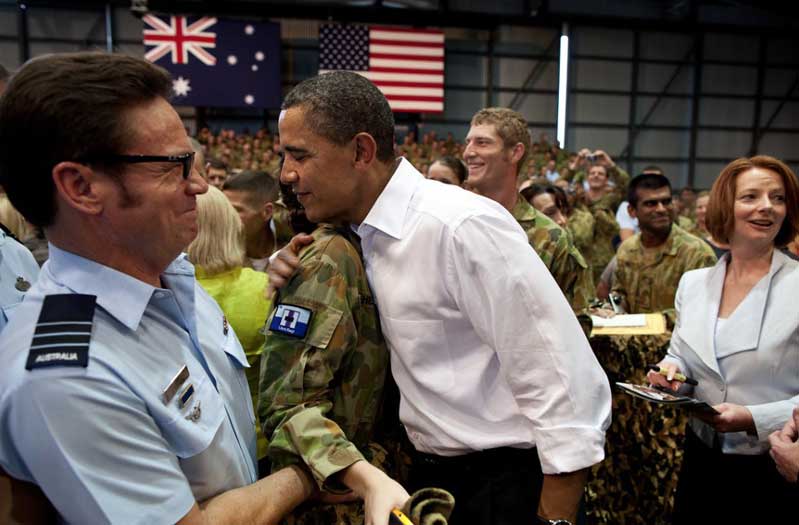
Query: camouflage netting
[[586, 334, 687, 525]]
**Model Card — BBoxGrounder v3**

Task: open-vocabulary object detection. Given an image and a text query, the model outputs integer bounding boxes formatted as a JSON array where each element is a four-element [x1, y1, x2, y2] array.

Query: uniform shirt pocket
[[222, 331, 256, 425], [160, 376, 226, 458]]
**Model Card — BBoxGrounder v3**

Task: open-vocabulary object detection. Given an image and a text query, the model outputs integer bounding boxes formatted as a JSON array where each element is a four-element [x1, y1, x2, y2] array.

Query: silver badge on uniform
[[162, 365, 190, 404]]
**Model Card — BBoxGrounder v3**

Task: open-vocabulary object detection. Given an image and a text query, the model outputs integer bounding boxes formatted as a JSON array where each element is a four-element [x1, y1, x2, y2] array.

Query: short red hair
[[706, 155, 799, 247]]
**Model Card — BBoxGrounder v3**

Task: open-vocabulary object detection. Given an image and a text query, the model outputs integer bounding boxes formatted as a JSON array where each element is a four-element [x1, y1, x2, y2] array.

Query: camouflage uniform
[[258, 225, 389, 525], [612, 225, 717, 326], [511, 195, 594, 311], [272, 200, 295, 250], [566, 206, 595, 260], [569, 202, 619, 283], [676, 214, 697, 235]]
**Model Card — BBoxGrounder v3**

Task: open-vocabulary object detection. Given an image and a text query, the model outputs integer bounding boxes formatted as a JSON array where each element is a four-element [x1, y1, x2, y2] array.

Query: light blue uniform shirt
[[0, 229, 40, 332], [0, 244, 257, 524]]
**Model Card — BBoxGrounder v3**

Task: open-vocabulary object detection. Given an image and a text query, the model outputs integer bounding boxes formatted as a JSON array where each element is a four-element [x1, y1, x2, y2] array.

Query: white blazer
[[664, 249, 799, 454]]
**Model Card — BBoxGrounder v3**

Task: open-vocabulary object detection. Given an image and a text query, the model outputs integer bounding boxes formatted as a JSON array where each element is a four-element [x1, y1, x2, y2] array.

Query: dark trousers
[[407, 446, 543, 525], [673, 426, 793, 524]]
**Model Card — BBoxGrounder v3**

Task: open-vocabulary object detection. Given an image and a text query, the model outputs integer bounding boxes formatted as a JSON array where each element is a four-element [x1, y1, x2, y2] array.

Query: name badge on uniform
[[269, 304, 313, 339], [162, 365, 190, 404]]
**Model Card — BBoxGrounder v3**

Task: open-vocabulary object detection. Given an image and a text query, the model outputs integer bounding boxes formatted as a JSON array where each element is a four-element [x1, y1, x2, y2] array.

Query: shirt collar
[[357, 157, 421, 240], [44, 243, 195, 331]]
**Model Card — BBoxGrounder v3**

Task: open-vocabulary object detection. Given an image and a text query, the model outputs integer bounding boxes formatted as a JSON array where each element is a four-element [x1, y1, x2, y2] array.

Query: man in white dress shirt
[[273, 71, 611, 525]]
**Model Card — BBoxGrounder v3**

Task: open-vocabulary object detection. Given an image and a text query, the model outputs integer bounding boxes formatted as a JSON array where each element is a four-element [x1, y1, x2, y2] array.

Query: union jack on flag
[[143, 15, 217, 66], [141, 14, 281, 109]]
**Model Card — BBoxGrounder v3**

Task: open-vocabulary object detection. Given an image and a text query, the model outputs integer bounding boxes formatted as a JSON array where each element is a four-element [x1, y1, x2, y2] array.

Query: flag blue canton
[[143, 16, 282, 109], [319, 25, 369, 71]]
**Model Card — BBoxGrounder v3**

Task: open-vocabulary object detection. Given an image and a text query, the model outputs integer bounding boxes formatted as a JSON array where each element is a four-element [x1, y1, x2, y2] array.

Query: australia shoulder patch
[[269, 303, 313, 339], [25, 294, 97, 371]]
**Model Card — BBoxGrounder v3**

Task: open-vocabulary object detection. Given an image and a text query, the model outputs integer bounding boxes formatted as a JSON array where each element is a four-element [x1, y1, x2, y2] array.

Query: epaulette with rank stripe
[[25, 294, 97, 370]]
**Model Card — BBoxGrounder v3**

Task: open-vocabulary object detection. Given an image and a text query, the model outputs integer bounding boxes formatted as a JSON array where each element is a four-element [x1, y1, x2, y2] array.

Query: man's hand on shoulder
[[339, 460, 410, 525], [267, 233, 314, 299]]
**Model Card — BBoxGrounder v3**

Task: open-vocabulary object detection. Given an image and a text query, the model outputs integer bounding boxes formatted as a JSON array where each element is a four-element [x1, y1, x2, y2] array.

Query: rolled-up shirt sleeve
[[445, 213, 612, 474]]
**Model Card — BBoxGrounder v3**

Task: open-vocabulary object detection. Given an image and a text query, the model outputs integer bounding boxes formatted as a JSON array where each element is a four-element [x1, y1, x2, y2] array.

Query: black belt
[[412, 446, 538, 470]]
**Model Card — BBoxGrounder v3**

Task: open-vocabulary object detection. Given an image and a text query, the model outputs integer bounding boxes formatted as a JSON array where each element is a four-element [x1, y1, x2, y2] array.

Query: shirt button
[[154, 291, 166, 299]]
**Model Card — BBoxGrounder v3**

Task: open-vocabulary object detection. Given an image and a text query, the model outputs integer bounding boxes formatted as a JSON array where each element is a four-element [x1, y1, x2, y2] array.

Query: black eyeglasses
[[82, 152, 196, 180]]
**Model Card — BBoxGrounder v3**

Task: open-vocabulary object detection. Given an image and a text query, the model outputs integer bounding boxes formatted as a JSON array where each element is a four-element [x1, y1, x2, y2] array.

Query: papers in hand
[[616, 382, 720, 415]]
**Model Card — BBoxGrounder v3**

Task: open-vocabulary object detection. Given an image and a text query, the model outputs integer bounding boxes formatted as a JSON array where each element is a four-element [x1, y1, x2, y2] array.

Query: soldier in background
[[222, 170, 280, 272], [259, 183, 394, 525], [612, 173, 717, 326], [464, 107, 594, 312]]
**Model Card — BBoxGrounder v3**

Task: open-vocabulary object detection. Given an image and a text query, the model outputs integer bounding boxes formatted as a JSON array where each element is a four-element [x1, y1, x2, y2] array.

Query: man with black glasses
[[0, 52, 318, 524]]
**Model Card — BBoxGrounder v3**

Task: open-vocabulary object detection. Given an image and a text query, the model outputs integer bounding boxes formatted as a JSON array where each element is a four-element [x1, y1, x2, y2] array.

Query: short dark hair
[[641, 165, 664, 175], [0, 64, 9, 82], [0, 52, 172, 227], [223, 170, 279, 207], [523, 182, 572, 215], [432, 156, 468, 184], [628, 173, 672, 207], [208, 158, 228, 171], [282, 71, 395, 163]]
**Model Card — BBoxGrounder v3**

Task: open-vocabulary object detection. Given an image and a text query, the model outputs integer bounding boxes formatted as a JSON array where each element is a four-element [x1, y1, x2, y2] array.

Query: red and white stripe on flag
[[320, 25, 445, 114], [365, 26, 444, 113]]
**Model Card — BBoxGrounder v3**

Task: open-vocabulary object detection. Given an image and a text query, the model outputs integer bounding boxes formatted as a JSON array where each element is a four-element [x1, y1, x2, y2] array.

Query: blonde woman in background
[[0, 193, 35, 241], [187, 185, 271, 472]]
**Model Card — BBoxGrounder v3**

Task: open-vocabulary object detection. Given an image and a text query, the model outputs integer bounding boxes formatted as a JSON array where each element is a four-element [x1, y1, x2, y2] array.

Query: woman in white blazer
[[648, 155, 799, 523]]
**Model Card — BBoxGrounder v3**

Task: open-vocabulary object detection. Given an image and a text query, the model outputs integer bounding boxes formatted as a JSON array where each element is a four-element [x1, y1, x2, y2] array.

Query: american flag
[[142, 14, 282, 109], [319, 24, 445, 113]]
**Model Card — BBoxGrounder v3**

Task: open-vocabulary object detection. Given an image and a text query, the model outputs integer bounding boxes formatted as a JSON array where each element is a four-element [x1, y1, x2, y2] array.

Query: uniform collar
[[44, 243, 196, 331], [511, 193, 537, 223], [357, 157, 421, 241], [632, 224, 682, 257]]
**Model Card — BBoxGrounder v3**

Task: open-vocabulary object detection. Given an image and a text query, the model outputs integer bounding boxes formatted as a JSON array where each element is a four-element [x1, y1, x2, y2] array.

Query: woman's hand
[[699, 403, 755, 434], [646, 361, 683, 391]]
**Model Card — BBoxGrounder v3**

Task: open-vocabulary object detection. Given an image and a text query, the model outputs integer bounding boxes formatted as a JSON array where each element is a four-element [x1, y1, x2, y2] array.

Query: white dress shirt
[[664, 250, 799, 454], [616, 200, 639, 233], [354, 158, 611, 474]]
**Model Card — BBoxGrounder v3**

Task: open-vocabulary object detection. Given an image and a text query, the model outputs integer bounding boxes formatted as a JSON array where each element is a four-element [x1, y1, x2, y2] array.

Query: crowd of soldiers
[[1, 54, 798, 525]]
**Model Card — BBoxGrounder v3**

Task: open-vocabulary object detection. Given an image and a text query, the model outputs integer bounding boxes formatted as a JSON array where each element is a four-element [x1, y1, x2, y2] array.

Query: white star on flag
[[173, 76, 192, 97]]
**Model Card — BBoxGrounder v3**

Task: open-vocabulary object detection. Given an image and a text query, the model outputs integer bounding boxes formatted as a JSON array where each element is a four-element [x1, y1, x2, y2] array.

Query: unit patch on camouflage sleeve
[[269, 304, 313, 339]]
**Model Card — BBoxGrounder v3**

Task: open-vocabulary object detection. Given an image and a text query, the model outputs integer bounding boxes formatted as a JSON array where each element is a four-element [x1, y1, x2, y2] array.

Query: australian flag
[[143, 14, 281, 109]]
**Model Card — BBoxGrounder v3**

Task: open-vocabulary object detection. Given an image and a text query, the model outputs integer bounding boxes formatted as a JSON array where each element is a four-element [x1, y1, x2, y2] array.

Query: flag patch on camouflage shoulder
[[269, 304, 313, 339]]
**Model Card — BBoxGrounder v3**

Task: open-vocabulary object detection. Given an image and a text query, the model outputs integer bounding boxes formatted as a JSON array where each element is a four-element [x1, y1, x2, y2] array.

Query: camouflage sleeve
[[662, 241, 716, 329], [569, 247, 595, 312], [611, 251, 629, 309], [543, 230, 582, 308], [592, 207, 620, 238], [683, 241, 718, 273], [567, 209, 595, 252], [609, 165, 630, 195], [258, 238, 382, 491]]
